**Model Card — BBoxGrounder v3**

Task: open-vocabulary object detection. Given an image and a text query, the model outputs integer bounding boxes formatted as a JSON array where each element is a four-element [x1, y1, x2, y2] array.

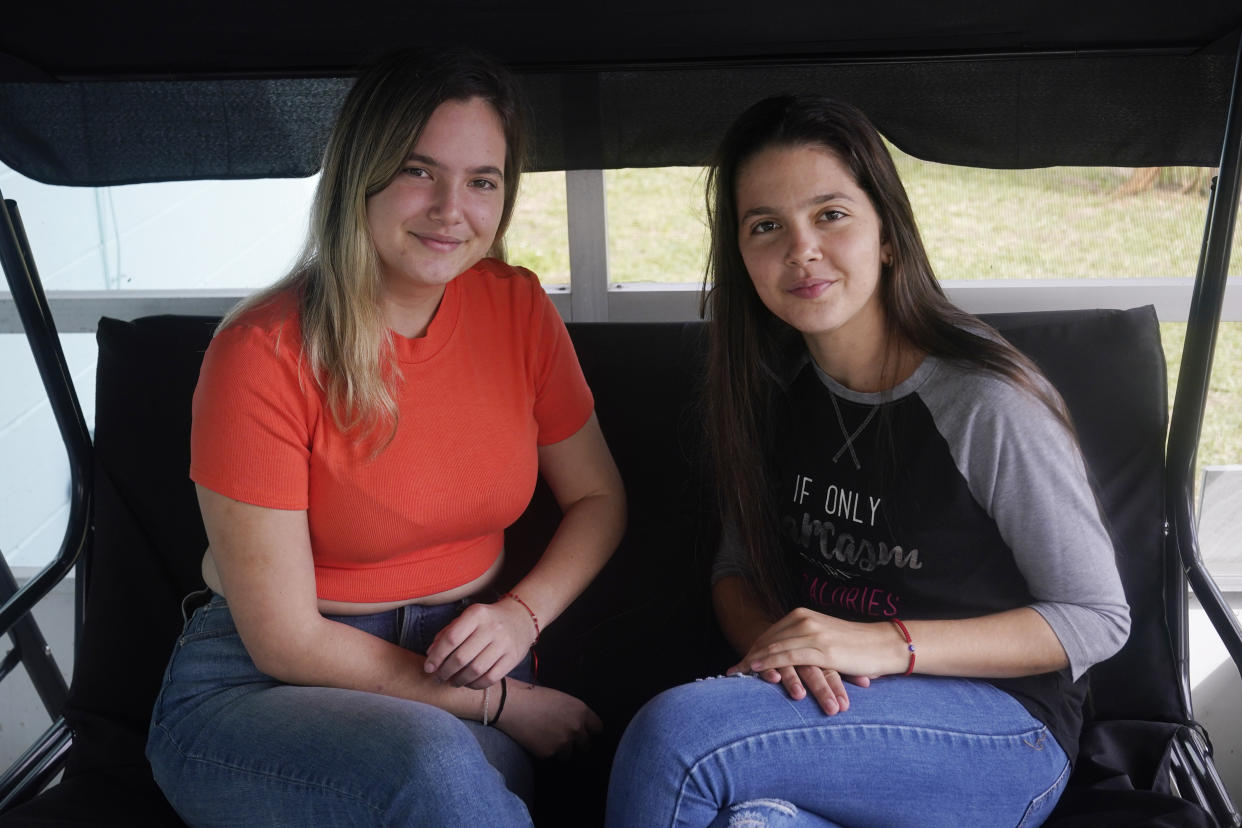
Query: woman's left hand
[[424, 598, 538, 688], [728, 607, 902, 692], [756, 664, 868, 715]]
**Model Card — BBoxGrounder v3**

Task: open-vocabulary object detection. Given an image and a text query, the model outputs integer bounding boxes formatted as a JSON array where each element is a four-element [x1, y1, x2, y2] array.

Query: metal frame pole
[[0, 194, 92, 656]]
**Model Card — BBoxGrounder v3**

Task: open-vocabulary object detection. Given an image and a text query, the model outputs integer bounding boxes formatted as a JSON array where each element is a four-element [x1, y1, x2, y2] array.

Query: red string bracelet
[[891, 618, 916, 676], [503, 592, 540, 678]]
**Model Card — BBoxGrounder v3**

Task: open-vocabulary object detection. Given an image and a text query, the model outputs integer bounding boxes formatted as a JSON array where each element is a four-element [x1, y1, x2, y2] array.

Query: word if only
[[793, 475, 880, 527]]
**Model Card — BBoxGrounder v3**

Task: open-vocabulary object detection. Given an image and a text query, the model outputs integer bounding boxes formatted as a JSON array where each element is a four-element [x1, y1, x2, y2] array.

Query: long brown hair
[[701, 95, 1074, 616], [221, 48, 528, 447]]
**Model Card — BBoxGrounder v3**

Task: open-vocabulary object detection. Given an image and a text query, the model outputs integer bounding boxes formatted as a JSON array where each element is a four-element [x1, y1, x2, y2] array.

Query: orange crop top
[[189, 259, 594, 602]]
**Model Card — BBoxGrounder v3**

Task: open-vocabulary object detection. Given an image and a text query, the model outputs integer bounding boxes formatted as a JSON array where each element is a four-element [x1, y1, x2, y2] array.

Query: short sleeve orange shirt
[[189, 259, 594, 602]]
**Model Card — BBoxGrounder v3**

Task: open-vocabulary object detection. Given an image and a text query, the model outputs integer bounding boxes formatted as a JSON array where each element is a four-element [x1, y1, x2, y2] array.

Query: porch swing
[[2, 3, 1241, 824]]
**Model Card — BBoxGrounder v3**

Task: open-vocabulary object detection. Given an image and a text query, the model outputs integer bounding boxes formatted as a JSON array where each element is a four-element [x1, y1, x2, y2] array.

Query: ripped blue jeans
[[605, 674, 1069, 828]]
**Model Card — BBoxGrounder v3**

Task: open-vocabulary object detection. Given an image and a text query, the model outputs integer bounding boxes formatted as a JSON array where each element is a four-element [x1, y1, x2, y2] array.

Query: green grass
[[604, 167, 708, 284], [505, 171, 571, 285], [506, 168, 710, 285], [1163, 322, 1242, 472], [894, 158, 1229, 281], [504, 155, 1241, 472]]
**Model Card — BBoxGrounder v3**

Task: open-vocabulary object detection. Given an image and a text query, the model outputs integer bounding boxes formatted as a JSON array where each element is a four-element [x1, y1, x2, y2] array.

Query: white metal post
[[565, 169, 610, 323]]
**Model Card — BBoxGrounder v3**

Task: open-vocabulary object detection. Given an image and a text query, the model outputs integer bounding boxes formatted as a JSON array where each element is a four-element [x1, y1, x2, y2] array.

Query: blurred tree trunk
[[1113, 167, 1160, 196], [1112, 166, 1215, 197]]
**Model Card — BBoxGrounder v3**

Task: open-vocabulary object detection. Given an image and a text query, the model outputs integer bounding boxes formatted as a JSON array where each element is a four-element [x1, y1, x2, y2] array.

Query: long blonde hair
[[221, 49, 527, 447]]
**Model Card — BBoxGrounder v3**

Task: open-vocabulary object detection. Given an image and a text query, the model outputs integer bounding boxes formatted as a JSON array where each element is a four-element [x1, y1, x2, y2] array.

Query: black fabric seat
[[0, 306, 1221, 826]]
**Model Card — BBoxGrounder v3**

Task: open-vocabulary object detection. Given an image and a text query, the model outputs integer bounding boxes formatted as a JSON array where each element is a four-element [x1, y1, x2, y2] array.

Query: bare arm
[[198, 485, 485, 713], [715, 573, 1068, 716], [733, 605, 1069, 681], [512, 411, 627, 631], [713, 575, 861, 714], [424, 412, 626, 687], [199, 485, 601, 756]]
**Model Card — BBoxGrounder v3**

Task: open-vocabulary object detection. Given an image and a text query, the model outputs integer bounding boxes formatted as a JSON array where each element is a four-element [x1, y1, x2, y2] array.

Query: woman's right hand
[[713, 578, 875, 716], [424, 597, 538, 689], [493, 681, 602, 758]]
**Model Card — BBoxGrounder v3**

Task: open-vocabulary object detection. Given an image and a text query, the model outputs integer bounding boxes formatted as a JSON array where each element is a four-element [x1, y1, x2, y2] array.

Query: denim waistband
[[181, 590, 472, 655], [326, 599, 471, 653]]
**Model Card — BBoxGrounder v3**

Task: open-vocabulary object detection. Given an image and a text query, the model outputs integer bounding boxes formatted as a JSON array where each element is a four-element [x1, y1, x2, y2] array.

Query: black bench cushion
[[0, 305, 1196, 827]]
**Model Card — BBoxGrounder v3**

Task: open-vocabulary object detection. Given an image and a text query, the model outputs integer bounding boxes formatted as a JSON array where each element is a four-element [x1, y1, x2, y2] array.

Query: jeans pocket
[[177, 625, 239, 646], [176, 593, 237, 645], [1015, 754, 1071, 828]]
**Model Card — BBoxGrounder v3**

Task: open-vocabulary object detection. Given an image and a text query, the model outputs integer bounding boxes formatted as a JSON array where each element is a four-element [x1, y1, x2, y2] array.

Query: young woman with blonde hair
[[147, 49, 625, 827]]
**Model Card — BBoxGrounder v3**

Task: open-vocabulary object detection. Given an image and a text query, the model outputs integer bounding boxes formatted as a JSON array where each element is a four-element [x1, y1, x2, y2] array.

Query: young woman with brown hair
[[606, 95, 1128, 828]]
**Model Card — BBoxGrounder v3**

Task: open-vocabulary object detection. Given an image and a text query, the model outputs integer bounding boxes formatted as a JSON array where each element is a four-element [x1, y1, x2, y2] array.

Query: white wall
[[0, 161, 316, 568], [1189, 598, 1242, 807], [0, 332, 96, 568]]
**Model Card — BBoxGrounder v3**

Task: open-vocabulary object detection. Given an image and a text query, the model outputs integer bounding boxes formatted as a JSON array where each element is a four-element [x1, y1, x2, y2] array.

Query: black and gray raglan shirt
[[714, 353, 1131, 761]]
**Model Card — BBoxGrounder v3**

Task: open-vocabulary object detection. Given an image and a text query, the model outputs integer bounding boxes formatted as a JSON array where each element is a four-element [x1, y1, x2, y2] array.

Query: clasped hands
[[726, 607, 906, 716], [422, 597, 603, 757]]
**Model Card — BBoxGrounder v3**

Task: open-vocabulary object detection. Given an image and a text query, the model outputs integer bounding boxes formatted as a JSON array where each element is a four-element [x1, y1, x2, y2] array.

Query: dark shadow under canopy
[[2, 0, 1242, 184]]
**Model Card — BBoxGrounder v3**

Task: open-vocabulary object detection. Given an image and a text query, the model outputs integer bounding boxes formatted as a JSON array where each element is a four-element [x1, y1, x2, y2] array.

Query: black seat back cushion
[[984, 308, 1179, 725], [35, 307, 1177, 827]]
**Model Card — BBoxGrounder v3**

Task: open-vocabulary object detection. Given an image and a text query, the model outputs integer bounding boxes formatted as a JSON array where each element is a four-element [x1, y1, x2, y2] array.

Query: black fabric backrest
[[982, 307, 1179, 724], [74, 315, 725, 824], [62, 306, 1176, 823], [64, 316, 217, 779]]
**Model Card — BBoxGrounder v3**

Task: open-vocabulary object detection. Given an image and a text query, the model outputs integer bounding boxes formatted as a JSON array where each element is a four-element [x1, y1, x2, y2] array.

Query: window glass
[[1163, 322, 1242, 471], [0, 162, 571, 292], [505, 170, 569, 286], [598, 151, 1238, 284], [2, 156, 1239, 573], [604, 167, 708, 285], [897, 158, 1225, 281], [0, 161, 315, 291], [1165, 322, 1242, 590], [0, 331, 96, 569]]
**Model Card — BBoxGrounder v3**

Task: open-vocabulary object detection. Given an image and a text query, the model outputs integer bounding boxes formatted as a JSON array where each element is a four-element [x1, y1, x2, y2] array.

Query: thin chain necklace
[[828, 389, 878, 470]]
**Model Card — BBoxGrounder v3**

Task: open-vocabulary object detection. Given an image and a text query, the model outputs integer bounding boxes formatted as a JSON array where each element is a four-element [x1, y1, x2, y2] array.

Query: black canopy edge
[[1, 37, 1239, 185], [0, 42, 1220, 83]]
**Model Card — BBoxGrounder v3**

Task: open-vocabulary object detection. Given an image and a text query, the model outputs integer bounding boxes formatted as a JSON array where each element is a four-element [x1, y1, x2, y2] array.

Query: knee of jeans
[[381, 714, 515, 812], [618, 677, 756, 763], [613, 689, 697, 784], [724, 798, 799, 827], [626, 688, 681, 739]]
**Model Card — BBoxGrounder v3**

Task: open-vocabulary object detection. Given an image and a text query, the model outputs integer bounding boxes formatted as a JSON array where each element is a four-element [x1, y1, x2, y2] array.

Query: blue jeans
[[606, 674, 1070, 828], [146, 592, 534, 827]]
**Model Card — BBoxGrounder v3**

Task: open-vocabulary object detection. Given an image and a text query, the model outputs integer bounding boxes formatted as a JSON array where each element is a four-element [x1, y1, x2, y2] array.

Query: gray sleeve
[[919, 364, 1131, 680], [711, 518, 752, 585]]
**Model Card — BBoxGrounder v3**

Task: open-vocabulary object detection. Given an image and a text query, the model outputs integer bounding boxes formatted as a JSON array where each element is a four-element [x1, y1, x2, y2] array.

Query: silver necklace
[[828, 390, 878, 470]]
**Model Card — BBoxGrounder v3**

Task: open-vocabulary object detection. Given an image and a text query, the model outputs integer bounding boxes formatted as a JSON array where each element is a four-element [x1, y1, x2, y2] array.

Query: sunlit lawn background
[[507, 151, 1241, 474]]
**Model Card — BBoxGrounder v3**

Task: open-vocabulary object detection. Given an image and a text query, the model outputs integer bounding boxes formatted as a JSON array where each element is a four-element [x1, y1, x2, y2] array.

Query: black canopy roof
[[2, 1, 1241, 185]]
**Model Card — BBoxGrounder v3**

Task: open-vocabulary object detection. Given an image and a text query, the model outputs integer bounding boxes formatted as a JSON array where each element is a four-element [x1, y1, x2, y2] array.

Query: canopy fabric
[[2, 1, 1241, 184]]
